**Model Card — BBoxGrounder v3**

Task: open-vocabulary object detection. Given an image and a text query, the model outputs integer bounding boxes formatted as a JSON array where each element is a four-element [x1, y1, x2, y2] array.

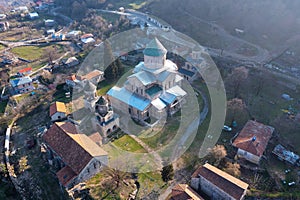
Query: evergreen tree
[[104, 40, 124, 80], [161, 164, 174, 182]]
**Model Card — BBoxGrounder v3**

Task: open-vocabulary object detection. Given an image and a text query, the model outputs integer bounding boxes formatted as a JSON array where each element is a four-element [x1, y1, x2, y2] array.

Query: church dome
[[143, 38, 167, 57]]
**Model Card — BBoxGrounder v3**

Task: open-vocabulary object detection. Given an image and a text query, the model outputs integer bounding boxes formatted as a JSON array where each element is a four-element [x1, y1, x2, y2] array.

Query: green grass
[[11, 46, 45, 61], [97, 66, 132, 96], [32, 62, 46, 71], [97, 79, 116, 96], [140, 116, 180, 149], [11, 45, 63, 61], [52, 84, 72, 103], [13, 93, 31, 103], [113, 134, 147, 153], [137, 171, 167, 198]]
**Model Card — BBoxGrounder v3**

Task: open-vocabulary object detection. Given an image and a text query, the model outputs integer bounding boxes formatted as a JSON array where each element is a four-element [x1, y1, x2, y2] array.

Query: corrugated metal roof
[[107, 86, 151, 111], [10, 76, 32, 87], [160, 92, 176, 105], [157, 70, 172, 82], [167, 85, 187, 97], [151, 98, 166, 110], [129, 71, 156, 86], [178, 68, 195, 77]]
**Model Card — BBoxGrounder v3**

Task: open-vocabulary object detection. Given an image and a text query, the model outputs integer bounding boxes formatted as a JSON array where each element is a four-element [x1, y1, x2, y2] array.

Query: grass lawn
[[140, 116, 180, 149], [11, 46, 45, 61], [97, 66, 133, 96], [52, 84, 72, 103], [13, 93, 31, 103], [11, 45, 63, 61], [113, 134, 147, 153], [97, 79, 116, 96], [137, 171, 167, 198]]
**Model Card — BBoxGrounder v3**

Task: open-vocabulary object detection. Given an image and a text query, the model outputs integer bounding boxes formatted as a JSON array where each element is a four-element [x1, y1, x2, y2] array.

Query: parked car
[[223, 125, 232, 132]]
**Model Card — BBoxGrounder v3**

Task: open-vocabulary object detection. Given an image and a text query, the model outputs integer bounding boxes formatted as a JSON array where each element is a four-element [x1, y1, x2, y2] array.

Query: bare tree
[[208, 145, 227, 166], [224, 162, 241, 177], [227, 98, 249, 124], [226, 66, 249, 98], [43, 46, 59, 65]]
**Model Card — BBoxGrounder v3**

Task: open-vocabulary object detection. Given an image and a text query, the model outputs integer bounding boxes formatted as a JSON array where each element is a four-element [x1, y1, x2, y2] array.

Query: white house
[[64, 57, 79, 67], [28, 12, 39, 19], [10, 76, 34, 94], [49, 101, 67, 121]]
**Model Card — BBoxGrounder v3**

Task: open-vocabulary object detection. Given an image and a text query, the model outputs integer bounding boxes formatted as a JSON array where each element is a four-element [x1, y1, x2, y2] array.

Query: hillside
[[145, 0, 300, 51]]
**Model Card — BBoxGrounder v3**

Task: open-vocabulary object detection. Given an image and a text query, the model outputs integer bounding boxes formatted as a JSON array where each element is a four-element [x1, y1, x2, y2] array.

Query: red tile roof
[[171, 184, 204, 200], [19, 67, 32, 73], [233, 120, 274, 157], [67, 74, 77, 81], [81, 33, 93, 39], [194, 163, 248, 200], [56, 166, 77, 187], [49, 102, 67, 116], [43, 122, 93, 174], [81, 70, 103, 81]]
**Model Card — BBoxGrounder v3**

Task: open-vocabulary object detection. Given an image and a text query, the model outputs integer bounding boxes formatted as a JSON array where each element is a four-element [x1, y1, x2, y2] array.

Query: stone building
[[92, 96, 119, 138], [107, 38, 186, 122], [171, 184, 204, 200], [42, 122, 108, 188], [191, 163, 248, 200], [82, 80, 119, 140]]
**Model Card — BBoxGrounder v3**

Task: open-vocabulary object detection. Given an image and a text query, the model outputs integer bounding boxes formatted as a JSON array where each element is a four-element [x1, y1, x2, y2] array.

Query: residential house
[[46, 29, 55, 35], [49, 101, 67, 121], [171, 184, 204, 200], [66, 30, 81, 39], [107, 38, 186, 122], [10, 76, 34, 94], [42, 122, 108, 188], [272, 144, 300, 166], [79, 69, 104, 85], [15, 6, 29, 13], [191, 163, 249, 200], [65, 75, 80, 87], [233, 120, 274, 164], [28, 12, 39, 19], [63, 57, 79, 67], [81, 34, 95, 44], [18, 67, 32, 76], [45, 19, 55, 27]]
